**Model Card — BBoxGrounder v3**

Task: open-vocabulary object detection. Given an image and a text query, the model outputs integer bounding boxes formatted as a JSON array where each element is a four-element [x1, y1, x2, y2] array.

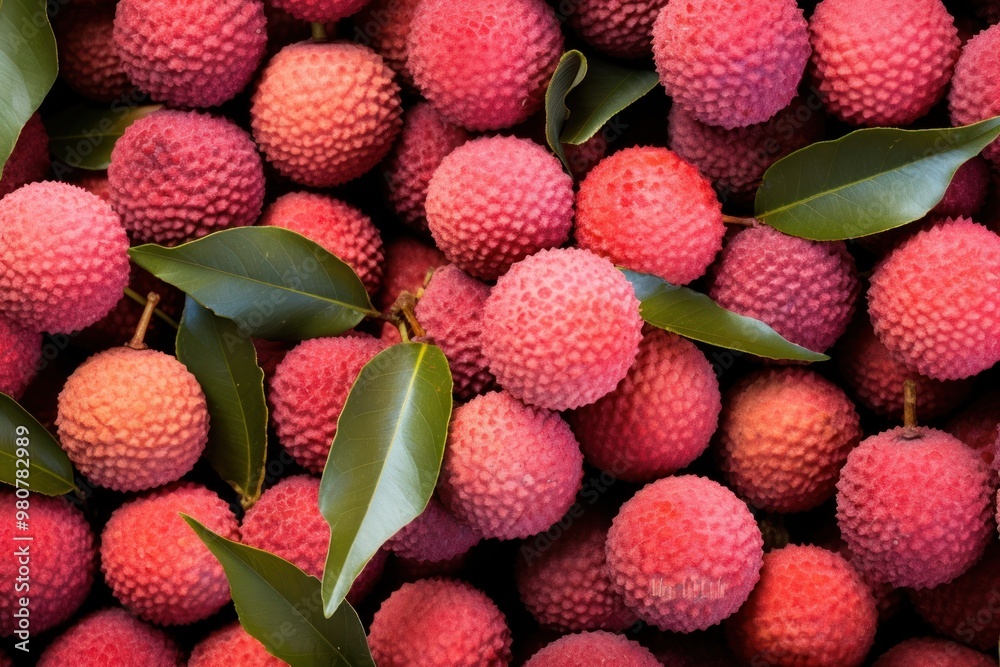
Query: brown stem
[[902, 379, 918, 438], [722, 215, 756, 227], [126, 292, 161, 350], [311, 22, 327, 41], [401, 302, 425, 339]]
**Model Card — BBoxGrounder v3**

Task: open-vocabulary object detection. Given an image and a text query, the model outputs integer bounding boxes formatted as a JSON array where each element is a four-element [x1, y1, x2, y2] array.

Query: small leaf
[[560, 58, 658, 146], [621, 269, 829, 362], [320, 343, 452, 617], [0, 0, 57, 174], [544, 50, 588, 169], [176, 298, 267, 509], [755, 117, 1000, 241], [0, 394, 77, 496], [130, 227, 378, 341], [47, 104, 162, 171], [184, 516, 375, 667]]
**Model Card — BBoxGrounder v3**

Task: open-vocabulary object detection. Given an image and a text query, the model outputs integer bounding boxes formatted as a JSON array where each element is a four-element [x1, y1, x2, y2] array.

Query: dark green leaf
[[622, 269, 829, 362], [560, 58, 658, 145], [184, 516, 375, 667], [544, 50, 588, 170], [0, 394, 77, 496], [176, 298, 267, 509], [47, 104, 162, 171], [755, 117, 1000, 240], [320, 343, 452, 617], [129, 227, 378, 341]]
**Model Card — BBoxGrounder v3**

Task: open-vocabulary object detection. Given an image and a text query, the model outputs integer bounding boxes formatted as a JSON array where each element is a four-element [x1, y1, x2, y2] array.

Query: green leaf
[[755, 117, 1000, 241], [0, 394, 77, 496], [0, 0, 57, 175], [320, 343, 452, 617], [544, 50, 588, 170], [129, 227, 378, 341], [176, 298, 267, 510], [621, 269, 829, 362], [559, 58, 658, 146], [184, 516, 375, 667], [47, 104, 162, 171]]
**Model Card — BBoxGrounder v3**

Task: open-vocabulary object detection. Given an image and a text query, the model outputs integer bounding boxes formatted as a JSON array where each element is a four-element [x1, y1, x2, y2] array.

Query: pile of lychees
[[1, 0, 1000, 664]]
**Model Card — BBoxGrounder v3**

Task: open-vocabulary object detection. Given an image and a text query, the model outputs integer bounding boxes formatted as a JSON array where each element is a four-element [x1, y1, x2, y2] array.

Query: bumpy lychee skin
[[710, 225, 859, 354], [0, 492, 95, 636], [482, 248, 643, 411], [0, 182, 129, 334], [439, 391, 584, 540], [947, 392, 1000, 469], [251, 42, 402, 187], [950, 25, 1000, 163], [270, 335, 386, 472], [189, 622, 283, 667], [606, 475, 764, 632], [57, 347, 209, 492], [524, 631, 660, 667], [577, 147, 723, 286], [726, 545, 877, 667], [101, 483, 239, 625], [837, 427, 992, 589], [408, 0, 563, 131], [868, 218, 1000, 381], [567, 0, 668, 59], [356, 0, 420, 86], [933, 157, 991, 218], [570, 328, 721, 484], [114, 0, 266, 107], [270, 0, 369, 22], [37, 608, 182, 667], [56, 5, 129, 102], [0, 319, 40, 399], [368, 578, 512, 667], [109, 109, 265, 246], [0, 113, 49, 199], [376, 236, 446, 311], [873, 638, 995, 667], [260, 192, 384, 294], [426, 136, 574, 281], [652, 0, 809, 129], [389, 496, 481, 564]]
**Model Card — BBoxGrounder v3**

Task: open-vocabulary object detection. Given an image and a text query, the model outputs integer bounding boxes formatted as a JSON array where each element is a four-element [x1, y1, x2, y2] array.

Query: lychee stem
[[401, 302, 425, 339], [126, 292, 161, 350], [722, 215, 755, 227], [397, 322, 410, 343], [312, 22, 327, 41], [124, 287, 179, 330], [903, 379, 918, 437]]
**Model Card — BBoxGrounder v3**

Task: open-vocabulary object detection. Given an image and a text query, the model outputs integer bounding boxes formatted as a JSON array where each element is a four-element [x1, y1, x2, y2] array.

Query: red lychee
[[389, 496, 481, 565], [0, 319, 40, 399], [0, 113, 50, 199], [566, 0, 669, 59], [37, 608, 182, 667], [524, 631, 660, 667], [376, 236, 446, 311], [270, 0, 369, 22], [189, 622, 284, 667], [873, 638, 995, 667], [355, 0, 420, 87], [55, 5, 129, 102], [933, 157, 991, 218], [950, 24, 1000, 163], [947, 392, 1000, 472]]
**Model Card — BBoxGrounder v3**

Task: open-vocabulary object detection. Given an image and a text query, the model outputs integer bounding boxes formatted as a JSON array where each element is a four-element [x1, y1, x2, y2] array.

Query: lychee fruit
[[867, 218, 1000, 381], [251, 41, 402, 187], [114, 0, 266, 107], [407, 0, 563, 130], [438, 391, 584, 540], [650, 632, 740, 667], [100, 483, 240, 625], [652, 0, 810, 129], [425, 136, 574, 281], [0, 113, 50, 199], [836, 426, 992, 589], [482, 248, 643, 411], [566, 0, 669, 59], [523, 631, 660, 667], [605, 475, 764, 632], [189, 622, 283, 667], [55, 5, 130, 102], [389, 496, 481, 565], [37, 608, 182, 667], [269, 0, 369, 22], [933, 157, 991, 218], [368, 578, 512, 667], [0, 181, 129, 334], [873, 638, 995, 667], [576, 147, 725, 286], [355, 0, 420, 87], [946, 392, 1000, 470], [0, 318, 40, 399], [376, 236, 446, 311], [75, 171, 111, 203], [950, 24, 1000, 163]]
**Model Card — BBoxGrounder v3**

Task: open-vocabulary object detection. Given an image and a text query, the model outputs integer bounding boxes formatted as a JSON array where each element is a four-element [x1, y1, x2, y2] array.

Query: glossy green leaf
[[47, 104, 161, 171], [0, 394, 77, 496], [184, 517, 375, 667], [755, 117, 1000, 240], [545, 50, 588, 169], [560, 58, 658, 145], [0, 0, 57, 175], [622, 269, 829, 362], [130, 227, 378, 341], [176, 298, 267, 509], [320, 343, 452, 617]]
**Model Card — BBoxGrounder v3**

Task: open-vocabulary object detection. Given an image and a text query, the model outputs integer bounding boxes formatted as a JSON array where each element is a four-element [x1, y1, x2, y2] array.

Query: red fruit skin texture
[[108, 109, 265, 246], [270, 0, 370, 22], [482, 248, 644, 411], [810, 0, 960, 127], [415, 265, 494, 399], [709, 225, 859, 354], [523, 631, 660, 667], [389, 496, 481, 563], [0, 318, 40, 399], [408, 0, 563, 131], [113, 0, 266, 107], [652, 632, 739, 666], [516, 512, 636, 633], [652, 0, 809, 129], [356, 0, 421, 87], [718, 367, 862, 513], [270, 335, 387, 473], [570, 328, 721, 484], [426, 136, 574, 281], [725, 545, 877, 667], [933, 157, 991, 218], [867, 218, 1000, 380], [56, 5, 129, 102], [577, 146, 724, 286], [439, 391, 584, 540], [605, 475, 764, 632], [368, 578, 512, 667], [836, 427, 992, 589], [947, 392, 1000, 473], [567, 0, 668, 59], [75, 171, 111, 203], [376, 236, 446, 311], [189, 622, 285, 667], [0, 492, 95, 636], [100, 483, 240, 625], [57, 347, 209, 492], [385, 102, 469, 232], [0, 181, 129, 334], [251, 42, 402, 188], [0, 112, 49, 198], [951, 25, 1000, 163], [260, 192, 384, 295], [37, 608, 182, 667], [873, 638, 995, 667]]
